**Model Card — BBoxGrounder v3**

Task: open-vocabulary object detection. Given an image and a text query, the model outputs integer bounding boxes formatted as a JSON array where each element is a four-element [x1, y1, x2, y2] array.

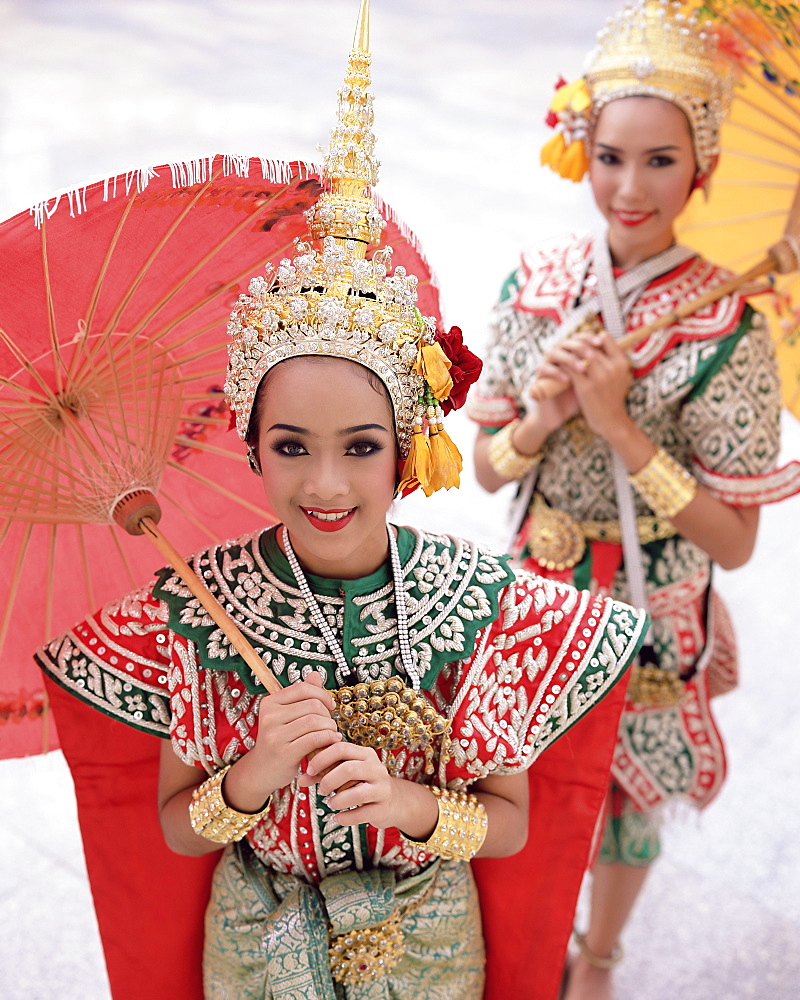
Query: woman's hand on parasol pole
[[112, 489, 360, 789]]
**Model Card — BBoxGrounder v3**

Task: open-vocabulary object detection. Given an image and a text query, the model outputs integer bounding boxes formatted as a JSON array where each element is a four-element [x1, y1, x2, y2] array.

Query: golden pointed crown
[[224, 0, 476, 496], [584, 0, 733, 172]]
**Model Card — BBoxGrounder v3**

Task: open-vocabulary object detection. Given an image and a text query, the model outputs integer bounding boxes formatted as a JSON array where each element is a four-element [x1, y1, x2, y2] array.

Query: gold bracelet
[[487, 419, 543, 481], [189, 763, 272, 844], [628, 448, 697, 521], [403, 787, 488, 861]]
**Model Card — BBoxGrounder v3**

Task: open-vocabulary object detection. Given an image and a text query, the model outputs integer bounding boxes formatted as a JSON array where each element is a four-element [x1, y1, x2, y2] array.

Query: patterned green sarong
[[204, 843, 485, 999]]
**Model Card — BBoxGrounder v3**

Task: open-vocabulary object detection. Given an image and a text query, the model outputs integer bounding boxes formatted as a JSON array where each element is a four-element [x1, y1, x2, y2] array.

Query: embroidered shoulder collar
[[516, 233, 593, 322], [514, 233, 746, 369], [153, 525, 515, 693]]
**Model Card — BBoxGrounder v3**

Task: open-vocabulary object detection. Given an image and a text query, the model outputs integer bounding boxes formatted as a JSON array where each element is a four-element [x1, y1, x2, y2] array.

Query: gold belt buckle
[[626, 664, 686, 708], [527, 494, 586, 570]]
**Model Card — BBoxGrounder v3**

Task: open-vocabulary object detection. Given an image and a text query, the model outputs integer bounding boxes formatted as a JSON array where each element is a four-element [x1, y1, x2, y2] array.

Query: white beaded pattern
[[281, 525, 420, 690]]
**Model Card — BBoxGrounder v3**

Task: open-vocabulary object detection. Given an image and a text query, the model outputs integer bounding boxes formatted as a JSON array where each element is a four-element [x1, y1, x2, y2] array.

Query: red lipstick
[[301, 507, 356, 532], [615, 210, 654, 227]]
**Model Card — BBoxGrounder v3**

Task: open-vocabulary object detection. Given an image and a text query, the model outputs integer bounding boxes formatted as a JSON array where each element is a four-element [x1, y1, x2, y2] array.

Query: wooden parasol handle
[[111, 489, 282, 693], [138, 515, 284, 694], [140, 516, 360, 782], [114, 491, 353, 785], [529, 249, 792, 404], [616, 257, 775, 351]]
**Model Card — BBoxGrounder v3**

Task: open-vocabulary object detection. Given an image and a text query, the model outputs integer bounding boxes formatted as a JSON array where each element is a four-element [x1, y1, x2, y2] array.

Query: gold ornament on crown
[[541, 0, 735, 182], [224, 0, 474, 495]]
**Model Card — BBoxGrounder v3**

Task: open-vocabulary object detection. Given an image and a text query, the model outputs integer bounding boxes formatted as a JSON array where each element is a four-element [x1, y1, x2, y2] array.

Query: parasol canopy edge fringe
[[21, 154, 445, 318], [28, 154, 321, 228]]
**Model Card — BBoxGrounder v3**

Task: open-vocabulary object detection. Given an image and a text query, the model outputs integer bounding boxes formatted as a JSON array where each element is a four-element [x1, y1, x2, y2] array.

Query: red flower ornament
[[434, 326, 482, 413]]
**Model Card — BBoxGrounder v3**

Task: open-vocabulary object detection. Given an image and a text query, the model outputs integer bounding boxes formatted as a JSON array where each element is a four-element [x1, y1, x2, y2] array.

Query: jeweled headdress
[[224, 0, 480, 496], [541, 0, 735, 182]]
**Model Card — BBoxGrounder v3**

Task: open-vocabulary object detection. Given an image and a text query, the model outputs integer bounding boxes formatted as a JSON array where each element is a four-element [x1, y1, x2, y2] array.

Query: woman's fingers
[[248, 674, 342, 791], [270, 676, 335, 711], [256, 676, 337, 733], [260, 696, 336, 729], [302, 743, 382, 792], [283, 713, 341, 745]]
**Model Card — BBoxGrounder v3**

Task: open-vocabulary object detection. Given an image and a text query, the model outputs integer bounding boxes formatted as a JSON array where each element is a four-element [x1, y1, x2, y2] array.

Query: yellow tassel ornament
[[398, 398, 433, 496], [427, 408, 462, 493], [398, 390, 462, 496], [413, 342, 453, 402], [541, 77, 591, 183]]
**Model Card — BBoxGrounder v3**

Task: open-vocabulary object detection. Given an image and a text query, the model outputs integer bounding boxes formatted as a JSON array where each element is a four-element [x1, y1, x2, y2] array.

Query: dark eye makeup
[[268, 436, 386, 458]]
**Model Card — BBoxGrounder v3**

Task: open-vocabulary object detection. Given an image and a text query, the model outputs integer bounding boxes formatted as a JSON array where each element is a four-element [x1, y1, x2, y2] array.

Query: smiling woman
[[32, 3, 649, 997], [252, 357, 398, 579], [469, 2, 800, 999]]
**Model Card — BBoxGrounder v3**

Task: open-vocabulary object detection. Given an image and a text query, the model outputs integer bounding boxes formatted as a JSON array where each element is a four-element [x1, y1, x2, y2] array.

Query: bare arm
[[158, 672, 342, 857], [157, 741, 222, 856]]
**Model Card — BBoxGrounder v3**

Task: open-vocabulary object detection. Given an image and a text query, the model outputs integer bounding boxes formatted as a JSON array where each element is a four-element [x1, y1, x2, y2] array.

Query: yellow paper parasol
[[678, 0, 800, 416]]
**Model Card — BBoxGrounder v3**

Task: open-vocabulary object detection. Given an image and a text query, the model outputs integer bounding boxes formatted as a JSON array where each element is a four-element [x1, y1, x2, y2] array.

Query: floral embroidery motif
[[154, 526, 516, 693]]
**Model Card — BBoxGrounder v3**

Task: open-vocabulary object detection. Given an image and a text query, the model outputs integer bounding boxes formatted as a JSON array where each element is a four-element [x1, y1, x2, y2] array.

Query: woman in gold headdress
[[470, 1, 798, 997], [35, 4, 647, 998]]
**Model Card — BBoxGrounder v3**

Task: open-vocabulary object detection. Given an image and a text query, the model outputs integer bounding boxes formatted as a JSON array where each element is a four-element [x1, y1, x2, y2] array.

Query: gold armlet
[[189, 763, 271, 844], [487, 419, 543, 481], [628, 448, 697, 521], [403, 787, 488, 861]]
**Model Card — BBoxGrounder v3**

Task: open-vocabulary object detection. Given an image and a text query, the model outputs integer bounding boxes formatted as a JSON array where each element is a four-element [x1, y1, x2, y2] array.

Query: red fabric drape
[[474, 678, 627, 1000], [43, 676, 218, 1000]]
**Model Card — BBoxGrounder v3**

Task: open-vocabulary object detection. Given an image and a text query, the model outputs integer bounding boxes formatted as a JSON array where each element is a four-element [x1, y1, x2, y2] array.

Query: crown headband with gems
[[541, 0, 735, 182], [224, 0, 480, 497]]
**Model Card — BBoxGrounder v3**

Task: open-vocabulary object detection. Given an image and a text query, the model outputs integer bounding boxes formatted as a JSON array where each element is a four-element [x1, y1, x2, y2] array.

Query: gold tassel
[[561, 139, 590, 182], [540, 132, 566, 172], [413, 343, 453, 401], [398, 429, 433, 496], [428, 425, 462, 492], [542, 77, 591, 182]]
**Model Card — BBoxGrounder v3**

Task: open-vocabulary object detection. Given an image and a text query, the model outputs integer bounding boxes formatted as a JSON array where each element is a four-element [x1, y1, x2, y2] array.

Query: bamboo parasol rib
[[1, 312, 285, 690]]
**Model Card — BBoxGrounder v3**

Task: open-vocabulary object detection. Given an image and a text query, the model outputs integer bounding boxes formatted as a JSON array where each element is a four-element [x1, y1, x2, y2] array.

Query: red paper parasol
[[0, 156, 441, 758]]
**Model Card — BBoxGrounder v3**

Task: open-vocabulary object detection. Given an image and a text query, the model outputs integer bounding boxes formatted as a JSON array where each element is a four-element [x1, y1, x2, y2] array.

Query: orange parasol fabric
[[679, 1, 800, 416], [0, 156, 441, 759]]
